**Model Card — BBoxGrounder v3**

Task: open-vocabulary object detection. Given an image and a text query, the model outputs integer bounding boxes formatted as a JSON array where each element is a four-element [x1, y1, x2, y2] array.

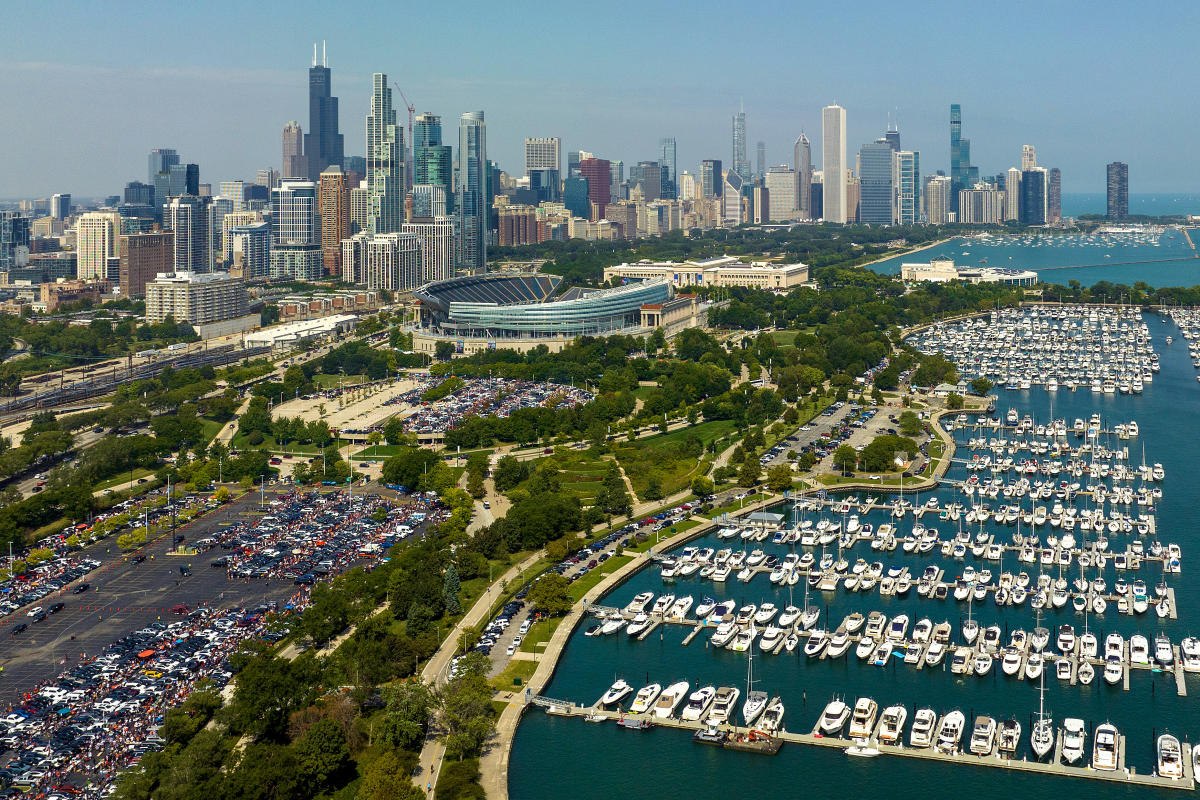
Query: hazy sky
[[3, 0, 1198, 199]]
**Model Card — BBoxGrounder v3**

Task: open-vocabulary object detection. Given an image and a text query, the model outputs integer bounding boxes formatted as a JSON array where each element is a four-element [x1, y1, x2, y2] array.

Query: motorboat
[[950, 647, 971, 674], [1181, 636, 1200, 672], [695, 597, 717, 619], [1130, 634, 1151, 665], [629, 683, 662, 713], [936, 710, 966, 755], [848, 697, 878, 740], [818, 698, 850, 735], [777, 605, 801, 628], [1104, 632, 1124, 661], [909, 708, 936, 748], [681, 686, 717, 721], [1024, 652, 1044, 681], [1001, 647, 1023, 676], [754, 603, 779, 625], [870, 640, 894, 666], [826, 629, 851, 658], [1056, 658, 1072, 681], [865, 611, 887, 639], [1077, 660, 1095, 685], [1104, 657, 1123, 685], [924, 640, 947, 667], [710, 622, 737, 648], [1158, 733, 1184, 779], [842, 612, 865, 634], [653, 681, 690, 719], [856, 637, 877, 660], [886, 614, 910, 642], [1092, 723, 1118, 771], [758, 627, 784, 652], [706, 686, 740, 725], [969, 715, 997, 755], [600, 679, 633, 706], [805, 629, 829, 658], [626, 613, 653, 637], [877, 705, 907, 745], [1061, 718, 1086, 764], [1155, 633, 1175, 666], [624, 591, 654, 614], [1057, 624, 1076, 655]]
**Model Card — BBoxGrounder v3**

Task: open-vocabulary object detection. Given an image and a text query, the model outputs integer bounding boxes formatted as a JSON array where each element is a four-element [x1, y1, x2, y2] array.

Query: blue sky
[[3, 0, 1198, 199]]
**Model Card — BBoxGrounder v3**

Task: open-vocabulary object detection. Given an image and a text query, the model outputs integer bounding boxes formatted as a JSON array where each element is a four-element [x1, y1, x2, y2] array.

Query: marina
[[510, 305, 1200, 799]]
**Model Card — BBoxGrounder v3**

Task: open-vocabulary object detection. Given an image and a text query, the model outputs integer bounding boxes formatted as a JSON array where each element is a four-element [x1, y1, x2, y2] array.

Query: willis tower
[[305, 42, 344, 181]]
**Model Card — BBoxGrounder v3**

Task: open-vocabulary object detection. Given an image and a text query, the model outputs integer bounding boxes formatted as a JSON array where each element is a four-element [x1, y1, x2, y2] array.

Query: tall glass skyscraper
[[457, 111, 487, 273], [701, 159, 722, 199], [413, 112, 453, 214], [366, 73, 404, 234], [821, 105, 847, 223], [793, 134, 812, 218], [858, 139, 894, 225], [949, 104, 978, 214], [1106, 162, 1129, 220], [732, 110, 750, 180], [892, 150, 920, 225], [658, 137, 677, 199], [305, 46, 344, 181]]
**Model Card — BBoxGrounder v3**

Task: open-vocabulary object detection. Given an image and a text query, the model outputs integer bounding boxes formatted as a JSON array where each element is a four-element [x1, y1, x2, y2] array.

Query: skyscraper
[[949, 104, 978, 214], [722, 170, 744, 226], [50, 194, 72, 221], [764, 166, 797, 221], [270, 179, 322, 280], [76, 211, 122, 280], [414, 113, 453, 214], [318, 166, 350, 276], [794, 135, 812, 218], [821, 105, 847, 223], [1021, 145, 1037, 171], [1004, 167, 1022, 221], [732, 109, 750, 180], [282, 121, 306, 179], [524, 137, 561, 174], [403, 216, 458, 283], [1047, 168, 1061, 223], [304, 44, 344, 181], [884, 125, 900, 152], [892, 151, 919, 225], [1019, 168, 1048, 225], [165, 195, 216, 273], [701, 159, 722, 199], [0, 212, 30, 271], [218, 181, 247, 212], [579, 158, 611, 217], [858, 139, 893, 225], [410, 185, 448, 219], [366, 73, 404, 234], [756, 141, 766, 178], [457, 111, 487, 272], [148, 149, 179, 185], [658, 137, 677, 198], [1106, 162, 1129, 220], [924, 175, 951, 224], [119, 231, 173, 297]]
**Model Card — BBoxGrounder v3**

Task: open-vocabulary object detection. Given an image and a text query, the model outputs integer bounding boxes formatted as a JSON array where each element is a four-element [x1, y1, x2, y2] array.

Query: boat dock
[[532, 697, 1195, 791]]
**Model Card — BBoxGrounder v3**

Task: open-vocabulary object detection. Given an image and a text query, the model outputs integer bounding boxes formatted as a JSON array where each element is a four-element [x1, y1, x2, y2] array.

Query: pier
[[531, 697, 1195, 792]]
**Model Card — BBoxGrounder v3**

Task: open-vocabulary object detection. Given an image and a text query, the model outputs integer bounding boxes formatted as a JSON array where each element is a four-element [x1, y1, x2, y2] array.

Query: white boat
[[842, 612, 865, 634], [804, 629, 829, 658], [1077, 660, 1095, 685], [818, 698, 851, 735], [1130, 634, 1151, 665], [628, 683, 662, 713], [973, 651, 994, 675], [826, 629, 851, 658], [1158, 733, 1184, 779], [710, 622, 737, 648], [877, 705, 907, 745], [1181, 637, 1200, 672], [1155, 633, 1174, 666], [757, 696, 785, 733], [652, 681, 689, 719], [924, 640, 947, 667], [1103, 658, 1123, 685], [777, 605, 801, 628], [855, 637, 877, 660], [969, 715, 997, 756], [1001, 648, 1023, 676], [886, 614, 910, 642], [754, 602, 778, 625], [1061, 718, 1086, 764], [706, 686, 740, 725], [624, 591, 654, 614], [935, 710, 966, 754], [680, 686, 717, 721], [848, 697, 878, 740], [600, 679, 633, 706], [758, 626, 784, 652], [1092, 723, 1118, 771], [909, 708, 937, 748]]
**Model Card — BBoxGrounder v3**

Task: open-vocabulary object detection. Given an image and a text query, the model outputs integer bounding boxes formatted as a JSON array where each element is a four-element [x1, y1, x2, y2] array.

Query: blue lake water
[[1062, 193, 1200, 220], [509, 312, 1200, 800], [867, 229, 1200, 288]]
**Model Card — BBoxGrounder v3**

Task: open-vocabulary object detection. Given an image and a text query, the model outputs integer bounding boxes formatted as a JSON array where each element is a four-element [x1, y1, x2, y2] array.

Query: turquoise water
[[868, 229, 1200, 288], [509, 313, 1200, 800], [1062, 194, 1200, 219]]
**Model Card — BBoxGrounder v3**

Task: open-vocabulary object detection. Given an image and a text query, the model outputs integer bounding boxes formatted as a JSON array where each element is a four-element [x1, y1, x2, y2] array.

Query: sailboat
[[1031, 614, 1054, 758], [742, 624, 767, 726]]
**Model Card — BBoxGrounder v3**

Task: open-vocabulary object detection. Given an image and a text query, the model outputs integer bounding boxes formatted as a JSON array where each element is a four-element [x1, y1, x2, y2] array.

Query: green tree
[[526, 573, 572, 615], [377, 681, 438, 751], [297, 582, 349, 645], [294, 718, 350, 792], [737, 458, 761, 488], [691, 475, 715, 497], [898, 410, 922, 437], [946, 392, 964, 409], [443, 563, 462, 616], [435, 341, 455, 361], [969, 377, 994, 396], [466, 470, 485, 498], [440, 670, 497, 760], [833, 444, 858, 473], [643, 474, 663, 501], [765, 464, 794, 492], [358, 751, 424, 800]]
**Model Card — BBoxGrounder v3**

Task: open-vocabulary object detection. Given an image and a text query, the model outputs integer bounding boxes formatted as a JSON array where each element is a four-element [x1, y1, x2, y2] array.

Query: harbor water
[[868, 229, 1200, 288], [509, 312, 1200, 799]]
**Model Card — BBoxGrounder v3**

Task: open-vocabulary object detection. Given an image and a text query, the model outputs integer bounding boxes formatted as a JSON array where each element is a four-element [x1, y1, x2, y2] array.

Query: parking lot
[[759, 402, 854, 468]]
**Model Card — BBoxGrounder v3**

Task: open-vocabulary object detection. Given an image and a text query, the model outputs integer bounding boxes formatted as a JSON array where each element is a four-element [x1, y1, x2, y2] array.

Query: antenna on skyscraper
[[323, 40, 326, 67], [312, 43, 317, 67]]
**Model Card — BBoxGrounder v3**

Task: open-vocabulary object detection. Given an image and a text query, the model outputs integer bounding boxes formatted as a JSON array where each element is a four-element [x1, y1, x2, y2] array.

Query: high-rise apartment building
[[50, 193, 72, 221], [764, 166, 798, 222], [1019, 168, 1048, 225], [858, 139, 893, 225], [1107, 162, 1129, 220], [958, 186, 1003, 224], [145, 271, 247, 325], [457, 111, 487, 272], [349, 180, 370, 233], [0, 212, 30, 271], [218, 181, 247, 212], [228, 222, 270, 278], [1021, 145, 1037, 171], [892, 151, 920, 225], [732, 110, 750, 180], [949, 104, 978, 214], [1004, 167, 1022, 221], [636, 161, 663, 202], [821, 106, 847, 223], [701, 159, 722, 199], [148, 149, 179, 184], [678, 171, 697, 201], [756, 142, 766, 179], [414, 113, 453, 214], [124, 182, 155, 207], [579, 157, 611, 219], [119, 231, 173, 297], [1047, 168, 1061, 223], [270, 179, 322, 280], [924, 175, 951, 224], [403, 216, 457, 283], [76, 211, 122, 280], [658, 137, 677, 198], [282, 121, 306, 179], [341, 231, 422, 290], [411, 185, 448, 219], [165, 195, 215, 273], [366, 73, 404, 234], [794, 134, 812, 218], [304, 45, 344, 181], [319, 167, 350, 276]]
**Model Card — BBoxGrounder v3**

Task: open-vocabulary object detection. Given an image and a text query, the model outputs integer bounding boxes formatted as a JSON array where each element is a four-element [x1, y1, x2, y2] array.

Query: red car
[[169, 604, 189, 614]]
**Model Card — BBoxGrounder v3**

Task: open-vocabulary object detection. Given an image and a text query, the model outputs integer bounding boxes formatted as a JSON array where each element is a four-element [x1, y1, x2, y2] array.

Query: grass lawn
[[770, 330, 798, 347], [489, 659, 537, 691], [702, 493, 775, 519], [312, 373, 369, 388], [94, 467, 156, 491], [198, 417, 226, 446], [521, 449, 612, 502], [632, 385, 657, 401], [228, 430, 322, 455], [518, 616, 563, 652], [816, 472, 924, 488], [568, 554, 632, 602], [613, 420, 733, 498]]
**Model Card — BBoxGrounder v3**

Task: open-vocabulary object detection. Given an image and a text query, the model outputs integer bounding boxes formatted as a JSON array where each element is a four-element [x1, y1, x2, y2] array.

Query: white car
[[26, 607, 43, 617]]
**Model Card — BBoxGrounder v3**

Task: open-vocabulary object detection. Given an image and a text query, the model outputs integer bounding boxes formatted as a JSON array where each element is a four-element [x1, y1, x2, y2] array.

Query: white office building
[[764, 166, 798, 222], [821, 105, 847, 223], [924, 175, 952, 224], [523, 137, 561, 174]]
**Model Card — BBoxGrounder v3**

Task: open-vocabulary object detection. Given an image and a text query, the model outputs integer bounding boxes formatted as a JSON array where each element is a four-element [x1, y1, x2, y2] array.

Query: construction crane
[[393, 81, 415, 187]]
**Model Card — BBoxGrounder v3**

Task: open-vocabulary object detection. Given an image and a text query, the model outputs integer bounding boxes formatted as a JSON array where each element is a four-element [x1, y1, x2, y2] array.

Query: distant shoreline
[[859, 237, 955, 270]]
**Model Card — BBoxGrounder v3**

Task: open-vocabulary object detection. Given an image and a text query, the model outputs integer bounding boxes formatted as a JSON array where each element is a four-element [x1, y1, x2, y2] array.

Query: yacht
[[1130, 634, 1150, 665], [842, 612, 865, 634], [680, 686, 717, 721], [742, 690, 768, 726], [969, 716, 997, 756], [877, 705, 907, 745], [805, 629, 829, 658], [1104, 657, 1123, 685], [1155, 633, 1175, 666], [826, 629, 852, 659], [1181, 637, 1200, 672], [653, 681, 690, 719], [924, 640, 947, 667], [1093, 723, 1119, 771], [624, 591, 654, 614], [1158, 733, 1184, 780], [848, 697, 879, 741], [710, 622, 737, 648], [886, 614, 910, 642], [1031, 715, 1054, 760], [855, 637, 877, 660], [758, 627, 784, 653], [935, 710, 967, 755], [777, 605, 801, 628], [706, 686, 740, 725], [818, 698, 851, 735], [973, 651, 994, 676], [909, 708, 937, 748], [626, 613, 653, 637], [758, 696, 785, 734], [600, 679, 633, 706], [628, 683, 662, 713], [1061, 718, 1086, 764], [1001, 647, 1023, 677]]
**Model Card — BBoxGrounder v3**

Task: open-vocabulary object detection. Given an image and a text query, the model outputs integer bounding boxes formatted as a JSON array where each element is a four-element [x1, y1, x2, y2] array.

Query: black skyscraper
[[305, 46, 344, 181]]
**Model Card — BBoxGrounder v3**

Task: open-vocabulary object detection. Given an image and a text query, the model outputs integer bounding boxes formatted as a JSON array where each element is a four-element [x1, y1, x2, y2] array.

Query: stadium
[[410, 273, 705, 356]]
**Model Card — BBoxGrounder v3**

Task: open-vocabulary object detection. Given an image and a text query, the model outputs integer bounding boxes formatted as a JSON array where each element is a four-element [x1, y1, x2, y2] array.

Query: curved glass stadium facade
[[414, 274, 672, 339]]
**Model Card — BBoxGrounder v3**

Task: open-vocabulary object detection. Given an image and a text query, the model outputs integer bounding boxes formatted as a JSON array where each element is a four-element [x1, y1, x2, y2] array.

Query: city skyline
[[3, 2, 1199, 198]]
